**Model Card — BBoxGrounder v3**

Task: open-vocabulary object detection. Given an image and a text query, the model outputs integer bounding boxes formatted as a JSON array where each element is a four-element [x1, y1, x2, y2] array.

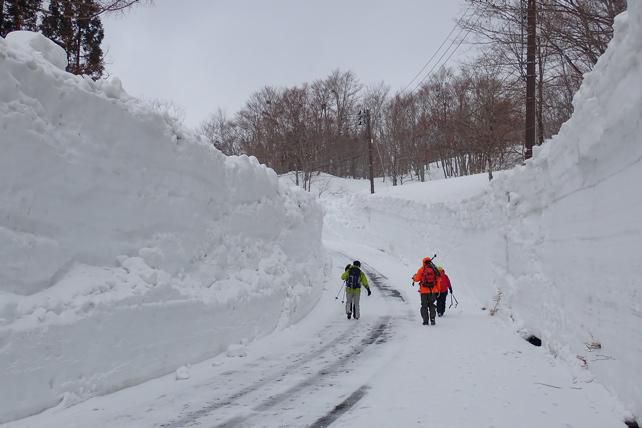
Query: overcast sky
[[103, 0, 469, 128]]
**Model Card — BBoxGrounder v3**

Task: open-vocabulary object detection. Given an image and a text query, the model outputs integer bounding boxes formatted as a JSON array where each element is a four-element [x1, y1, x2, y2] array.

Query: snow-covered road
[[4, 246, 626, 427]]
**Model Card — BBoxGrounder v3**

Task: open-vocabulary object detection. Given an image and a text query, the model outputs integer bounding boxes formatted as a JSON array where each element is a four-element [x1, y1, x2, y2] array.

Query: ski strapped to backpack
[[420, 254, 440, 289]]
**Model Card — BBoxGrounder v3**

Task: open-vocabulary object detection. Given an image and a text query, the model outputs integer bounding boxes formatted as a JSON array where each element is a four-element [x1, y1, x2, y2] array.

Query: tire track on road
[[161, 257, 403, 428], [214, 317, 391, 428], [159, 324, 358, 428]]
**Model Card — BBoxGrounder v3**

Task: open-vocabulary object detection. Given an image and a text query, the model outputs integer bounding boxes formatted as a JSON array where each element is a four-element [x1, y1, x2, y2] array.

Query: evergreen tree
[[1, 0, 42, 37], [0, 0, 5, 37], [41, 0, 104, 79]]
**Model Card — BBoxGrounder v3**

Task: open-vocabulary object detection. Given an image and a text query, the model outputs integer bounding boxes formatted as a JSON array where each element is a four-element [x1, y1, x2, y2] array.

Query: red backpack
[[421, 264, 438, 288]]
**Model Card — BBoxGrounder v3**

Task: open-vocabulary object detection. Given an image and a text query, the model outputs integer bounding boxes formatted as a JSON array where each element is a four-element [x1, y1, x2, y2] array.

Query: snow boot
[[347, 313, 351, 320], [430, 319, 436, 325]]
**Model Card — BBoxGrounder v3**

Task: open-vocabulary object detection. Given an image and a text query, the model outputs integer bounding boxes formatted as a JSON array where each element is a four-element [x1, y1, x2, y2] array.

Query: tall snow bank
[[0, 31, 327, 423], [488, 4, 642, 419], [324, 3, 641, 419]]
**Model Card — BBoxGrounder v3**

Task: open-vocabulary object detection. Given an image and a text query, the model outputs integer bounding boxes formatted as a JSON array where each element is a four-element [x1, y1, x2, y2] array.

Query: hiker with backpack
[[412, 256, 441, 325], [435, 266, 453, 317], [340, 261, 371, 320]]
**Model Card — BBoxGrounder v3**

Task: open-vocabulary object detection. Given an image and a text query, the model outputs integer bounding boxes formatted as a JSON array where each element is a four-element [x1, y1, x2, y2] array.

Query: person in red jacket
[[412, 256, 441, 325], [435, 266, 453, 317]]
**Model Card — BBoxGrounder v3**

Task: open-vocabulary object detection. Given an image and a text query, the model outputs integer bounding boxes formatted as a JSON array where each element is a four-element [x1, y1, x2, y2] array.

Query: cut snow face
[[0, 31, 328, 423]]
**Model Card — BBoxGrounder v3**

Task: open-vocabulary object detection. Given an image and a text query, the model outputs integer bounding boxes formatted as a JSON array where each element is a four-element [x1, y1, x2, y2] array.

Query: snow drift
[[324, 3, 641, 421], [0, 31, 327, 423]]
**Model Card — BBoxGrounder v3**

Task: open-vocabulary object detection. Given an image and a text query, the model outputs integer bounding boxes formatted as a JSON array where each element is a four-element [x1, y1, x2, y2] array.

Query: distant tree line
[[201, 68, 522, 189], [0, 0, 143, 79], [201, 0, 625, 189]]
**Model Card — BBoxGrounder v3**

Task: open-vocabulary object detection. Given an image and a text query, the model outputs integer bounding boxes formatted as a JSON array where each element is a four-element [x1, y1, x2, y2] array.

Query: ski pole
[[341, 286, 347, 304], [449, 293, 459, 308], [335, 282, 346, 300]]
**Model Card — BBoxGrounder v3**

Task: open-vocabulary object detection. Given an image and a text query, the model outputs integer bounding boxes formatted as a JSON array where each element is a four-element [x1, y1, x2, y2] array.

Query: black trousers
[[436, 292, 448, 315], [420, 293, 437, 322]]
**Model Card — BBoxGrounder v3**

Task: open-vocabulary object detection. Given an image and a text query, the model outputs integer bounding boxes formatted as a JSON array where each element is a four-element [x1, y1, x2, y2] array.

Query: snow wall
[[325, 4, 642, 421], [0, 32, 328, 423]]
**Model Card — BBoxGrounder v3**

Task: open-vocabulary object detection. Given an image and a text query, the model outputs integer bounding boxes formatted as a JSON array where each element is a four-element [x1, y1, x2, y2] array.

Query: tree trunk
[[525, 0, 537, 159], [75, 29, 82, 74], [537, 36, 545, 145]]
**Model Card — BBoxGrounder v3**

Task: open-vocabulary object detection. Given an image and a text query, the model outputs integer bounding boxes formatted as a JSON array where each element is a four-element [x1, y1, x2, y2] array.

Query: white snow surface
[[0, 31, 327, 423]]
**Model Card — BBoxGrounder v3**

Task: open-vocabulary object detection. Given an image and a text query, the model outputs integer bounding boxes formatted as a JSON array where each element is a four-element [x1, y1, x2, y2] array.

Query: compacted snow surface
[[1, 1, 642, 426]]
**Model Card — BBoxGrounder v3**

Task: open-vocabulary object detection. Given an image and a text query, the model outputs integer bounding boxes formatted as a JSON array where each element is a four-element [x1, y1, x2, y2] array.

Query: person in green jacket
[[340, 260, 371, 320]]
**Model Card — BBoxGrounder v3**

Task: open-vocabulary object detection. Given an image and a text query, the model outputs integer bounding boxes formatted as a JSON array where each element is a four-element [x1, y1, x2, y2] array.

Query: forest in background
[[201, 0, 626, 189]]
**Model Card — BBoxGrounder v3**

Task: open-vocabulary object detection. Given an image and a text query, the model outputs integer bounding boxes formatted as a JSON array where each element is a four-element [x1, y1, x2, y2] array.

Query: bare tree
[[462, 0, 626, 150], [200, 109, 241, 156]]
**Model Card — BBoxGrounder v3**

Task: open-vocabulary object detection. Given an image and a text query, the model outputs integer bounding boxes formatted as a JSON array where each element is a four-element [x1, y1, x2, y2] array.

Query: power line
[[401, 5, 473, 95], [409, 13, 482, 95]]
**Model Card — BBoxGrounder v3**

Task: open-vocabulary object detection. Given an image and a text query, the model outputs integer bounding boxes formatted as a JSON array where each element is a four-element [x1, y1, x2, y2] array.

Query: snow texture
[[0, 31, 328, 423]]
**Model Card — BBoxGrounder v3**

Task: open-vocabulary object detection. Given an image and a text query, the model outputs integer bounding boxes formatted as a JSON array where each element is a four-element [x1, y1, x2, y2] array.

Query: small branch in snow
[[489, 288, 503, 316], [591, 354, 615, 362], [585, 341, 602, 351], [534, 382, 562, 389]]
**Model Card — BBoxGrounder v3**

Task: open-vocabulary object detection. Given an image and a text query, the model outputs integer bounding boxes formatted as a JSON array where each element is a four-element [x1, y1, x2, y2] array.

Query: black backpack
[[346, 266, 362, 289]]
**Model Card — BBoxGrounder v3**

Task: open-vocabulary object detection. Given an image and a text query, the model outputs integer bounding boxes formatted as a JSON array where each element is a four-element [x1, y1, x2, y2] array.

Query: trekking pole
[[335, 282, 345, 300], [341, 286, 347, 304], [449, 293, 459, 309]]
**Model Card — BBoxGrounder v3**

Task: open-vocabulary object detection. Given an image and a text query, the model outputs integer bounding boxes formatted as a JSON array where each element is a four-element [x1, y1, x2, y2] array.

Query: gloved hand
[[367, 288, 372, 296]]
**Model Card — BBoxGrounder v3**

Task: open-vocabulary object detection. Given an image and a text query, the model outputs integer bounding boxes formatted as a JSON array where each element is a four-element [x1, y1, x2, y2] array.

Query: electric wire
[[401, 4, 474, 94], [409, 13, 483, 95]]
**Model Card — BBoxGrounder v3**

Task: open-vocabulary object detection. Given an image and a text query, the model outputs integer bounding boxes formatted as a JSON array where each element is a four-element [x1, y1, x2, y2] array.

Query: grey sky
[[103, 0, 469, 128]]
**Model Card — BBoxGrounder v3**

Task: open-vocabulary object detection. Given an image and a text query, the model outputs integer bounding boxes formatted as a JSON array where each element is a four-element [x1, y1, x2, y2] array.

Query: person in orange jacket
[[435, 266, 453, 317], [412, 256, 441, 325]]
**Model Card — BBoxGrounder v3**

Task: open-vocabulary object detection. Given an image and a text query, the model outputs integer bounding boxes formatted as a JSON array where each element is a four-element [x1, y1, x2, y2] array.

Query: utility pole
[[358, 109, 375, 193], [365, 109, 375, 194], [524, 0, 537, 159]]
